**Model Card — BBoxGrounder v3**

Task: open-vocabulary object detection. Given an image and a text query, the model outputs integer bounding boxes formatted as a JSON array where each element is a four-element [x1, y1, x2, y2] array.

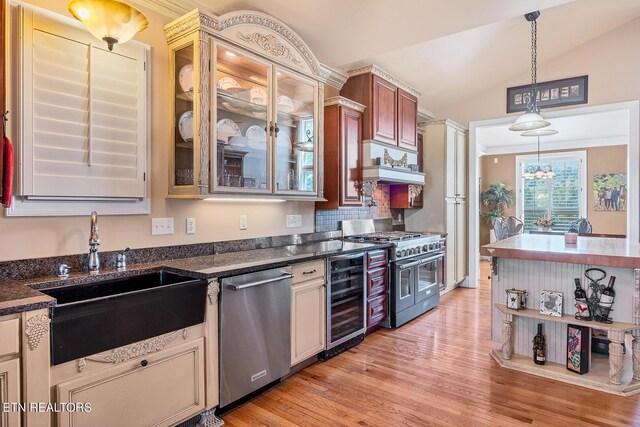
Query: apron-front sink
[[41, 271, 208, 365]]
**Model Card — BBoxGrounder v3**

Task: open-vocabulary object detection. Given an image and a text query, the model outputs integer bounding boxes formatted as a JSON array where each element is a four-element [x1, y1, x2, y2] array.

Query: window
[[516, 151, 586, 232]]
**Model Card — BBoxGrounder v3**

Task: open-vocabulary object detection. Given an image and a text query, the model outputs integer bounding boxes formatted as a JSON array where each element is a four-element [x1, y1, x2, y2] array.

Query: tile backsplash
[[316, 184, 403, 232]]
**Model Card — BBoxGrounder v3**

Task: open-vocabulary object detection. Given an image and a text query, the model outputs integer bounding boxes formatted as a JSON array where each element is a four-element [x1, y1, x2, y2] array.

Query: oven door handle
[[397, 260, 422, 269], [418, 253, 445, 265]]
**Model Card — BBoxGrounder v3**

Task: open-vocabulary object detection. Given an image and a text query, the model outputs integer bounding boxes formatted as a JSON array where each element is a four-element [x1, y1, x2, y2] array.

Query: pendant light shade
[[509, 112, 550, 132], [521, 127, 558, 137], [68, 0, 148, 51]]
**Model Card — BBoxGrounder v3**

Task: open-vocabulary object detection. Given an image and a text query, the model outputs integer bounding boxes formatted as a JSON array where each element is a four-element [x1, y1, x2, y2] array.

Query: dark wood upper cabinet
[[340, 68, 418, 151], [398, 89, 418, 150], [316, 99, 363, 209], [371, 75, 398, 145]]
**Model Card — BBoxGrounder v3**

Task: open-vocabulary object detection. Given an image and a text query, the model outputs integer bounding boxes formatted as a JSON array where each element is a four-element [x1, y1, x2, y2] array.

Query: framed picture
[[507, 75, 588, 113], [593, 173, 627, 212], [540, 290, 563, 317], [567, 324, 590, 375]]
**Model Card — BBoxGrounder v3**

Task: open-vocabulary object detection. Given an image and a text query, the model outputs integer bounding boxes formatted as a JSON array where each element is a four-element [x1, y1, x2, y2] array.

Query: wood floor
[[222, 262, 640, 426]]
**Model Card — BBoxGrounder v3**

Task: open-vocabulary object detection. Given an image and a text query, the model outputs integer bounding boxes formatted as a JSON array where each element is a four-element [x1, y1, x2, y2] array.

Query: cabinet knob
[[141, 359, 149, 367]]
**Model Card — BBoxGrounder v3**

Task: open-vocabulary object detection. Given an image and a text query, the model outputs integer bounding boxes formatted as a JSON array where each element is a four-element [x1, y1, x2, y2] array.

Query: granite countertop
[[0, 240, 391, 316], [481, 234, 640, 268]]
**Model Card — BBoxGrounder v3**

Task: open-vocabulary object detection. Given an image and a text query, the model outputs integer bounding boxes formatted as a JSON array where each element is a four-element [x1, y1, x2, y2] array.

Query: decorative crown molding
[[236, 31, 304, 68], [320, 64, 349, 90], [423, 118, 467, 132], [324, 96, 366, 112], [347, 64, 420, 97], [25, 314, 50, 351]]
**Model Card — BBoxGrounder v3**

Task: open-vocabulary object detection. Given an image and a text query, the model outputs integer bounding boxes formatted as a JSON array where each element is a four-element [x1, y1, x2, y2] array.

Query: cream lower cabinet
[[291, 260, 326, 366], [0, 358, 20, 427], [55, 339, 205, 427]]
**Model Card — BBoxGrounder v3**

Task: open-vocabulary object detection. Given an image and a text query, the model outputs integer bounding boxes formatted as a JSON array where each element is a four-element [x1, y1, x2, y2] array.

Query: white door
[[445, 198, 457, 288]]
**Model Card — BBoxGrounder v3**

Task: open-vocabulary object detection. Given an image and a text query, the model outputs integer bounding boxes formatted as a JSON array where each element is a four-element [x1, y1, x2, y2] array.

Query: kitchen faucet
[[88, 211, 100, 275]]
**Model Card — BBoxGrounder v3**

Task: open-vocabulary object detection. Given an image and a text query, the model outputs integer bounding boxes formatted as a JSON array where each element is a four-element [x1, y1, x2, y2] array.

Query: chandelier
[[509, 11, 557, 136], [523, 137, 555, 180]]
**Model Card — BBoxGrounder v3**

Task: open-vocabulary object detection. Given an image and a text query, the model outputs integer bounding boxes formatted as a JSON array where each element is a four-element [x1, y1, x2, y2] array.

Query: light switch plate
[[240, 215, 247, 230], [152, 218, 174, 235], [186, 218, 196, 234], [286, 215, 302, 228]]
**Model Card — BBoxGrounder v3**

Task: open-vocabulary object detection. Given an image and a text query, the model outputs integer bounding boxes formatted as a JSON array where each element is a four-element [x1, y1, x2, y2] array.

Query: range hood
[[361, 140, 425, 185]]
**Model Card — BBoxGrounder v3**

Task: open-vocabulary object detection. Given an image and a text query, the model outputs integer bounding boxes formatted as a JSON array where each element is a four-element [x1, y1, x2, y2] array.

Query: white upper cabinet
[[16, 6, 149, 204], [165, 9, 345, 199]]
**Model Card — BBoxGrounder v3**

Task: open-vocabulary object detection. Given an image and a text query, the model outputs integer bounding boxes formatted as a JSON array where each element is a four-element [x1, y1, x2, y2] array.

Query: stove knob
[[396, 251, 402, 258], [402, 249, 407, 257], [422, 244, 429, 252], [409, 248, 415, 255], [416, 246, 421, 254], [429, 243, 436, 251]]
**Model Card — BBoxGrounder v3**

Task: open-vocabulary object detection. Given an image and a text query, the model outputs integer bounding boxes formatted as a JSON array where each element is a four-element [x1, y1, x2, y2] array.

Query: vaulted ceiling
[[136, 0, 640, 114]]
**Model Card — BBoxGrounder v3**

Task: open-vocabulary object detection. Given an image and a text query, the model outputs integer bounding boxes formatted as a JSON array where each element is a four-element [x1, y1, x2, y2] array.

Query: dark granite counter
[[0, 240, 391, 316]]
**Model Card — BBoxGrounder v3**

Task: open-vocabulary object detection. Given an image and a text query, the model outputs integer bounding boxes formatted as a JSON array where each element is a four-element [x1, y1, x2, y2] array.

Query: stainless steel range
[[343, 220, 445, 328]]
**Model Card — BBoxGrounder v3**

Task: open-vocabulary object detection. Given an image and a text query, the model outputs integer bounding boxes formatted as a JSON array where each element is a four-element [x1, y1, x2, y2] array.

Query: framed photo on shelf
[[506, 75, 588, 113], [540, 290, 563, 317], [567, 324, 590, 375]]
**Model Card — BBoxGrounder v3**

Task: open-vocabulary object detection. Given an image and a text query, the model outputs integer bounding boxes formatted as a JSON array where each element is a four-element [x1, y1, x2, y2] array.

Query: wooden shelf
[[495, 304, 638, 333], [491, 350, 640, 396]]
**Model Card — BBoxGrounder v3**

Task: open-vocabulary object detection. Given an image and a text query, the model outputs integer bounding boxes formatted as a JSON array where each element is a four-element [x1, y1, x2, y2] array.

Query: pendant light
[[523, 136, 555, 180], [509, 11, 553, 133], [68, 0, 148, 51]]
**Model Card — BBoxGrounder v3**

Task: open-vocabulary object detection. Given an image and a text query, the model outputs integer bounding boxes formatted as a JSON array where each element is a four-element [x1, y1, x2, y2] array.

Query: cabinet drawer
[[56, 339, 205, 427], [367, 267, 388, 298], [292, 259, 325, 284], [0, 318, 20, 357], [367, 250, 388, 269], [367, 294, 388, 328]]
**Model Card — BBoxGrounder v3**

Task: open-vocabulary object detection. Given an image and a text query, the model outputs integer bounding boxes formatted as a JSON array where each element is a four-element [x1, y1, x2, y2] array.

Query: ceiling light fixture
[[522, 136, 555, 180], [509, 11, 555, 135], [68, 0, 149, 51]]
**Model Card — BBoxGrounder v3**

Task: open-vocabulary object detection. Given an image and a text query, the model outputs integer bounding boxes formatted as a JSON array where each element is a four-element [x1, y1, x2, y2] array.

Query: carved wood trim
[[347, 64, 419, 97], [383, 148, 408, 168], [25, 314, 50, 351], [198, 32, 210, 194], [423, 118, 467, 132], [208, 279, 220, 304], [85, 331, 181, 365], [236, 31, 303, 68]]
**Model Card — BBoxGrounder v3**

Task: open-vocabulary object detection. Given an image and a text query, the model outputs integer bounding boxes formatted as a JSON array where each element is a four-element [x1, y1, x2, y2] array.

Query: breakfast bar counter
[[480, 234, 640, 269], [481, 234, 640, 396]]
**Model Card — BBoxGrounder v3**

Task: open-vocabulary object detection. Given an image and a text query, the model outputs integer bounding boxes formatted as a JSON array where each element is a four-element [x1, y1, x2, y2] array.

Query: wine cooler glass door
[[327, 254, 366, 348]]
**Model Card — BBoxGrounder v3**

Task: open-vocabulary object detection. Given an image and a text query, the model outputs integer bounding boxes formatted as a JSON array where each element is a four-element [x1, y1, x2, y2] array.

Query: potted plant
[[534, 217, 554, 231], [481, 182, 514, 242]]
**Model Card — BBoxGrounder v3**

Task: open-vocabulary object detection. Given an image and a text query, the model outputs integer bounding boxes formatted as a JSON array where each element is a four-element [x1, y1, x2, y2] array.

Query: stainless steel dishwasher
[[219, 266, 293, 408]]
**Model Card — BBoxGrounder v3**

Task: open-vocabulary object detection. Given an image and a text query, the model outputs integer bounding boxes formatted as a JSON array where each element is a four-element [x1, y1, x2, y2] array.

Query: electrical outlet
[[240, 215, 248, 230], [286, 215, 302, 228], [186, 218, 196, 234], [151, 218, 174, 235]]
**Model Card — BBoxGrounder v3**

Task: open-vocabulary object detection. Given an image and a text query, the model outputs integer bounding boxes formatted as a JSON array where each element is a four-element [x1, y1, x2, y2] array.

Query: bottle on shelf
[[574, 278, 592, 321], [532, 323, 546, 365], [596, 276, 616, 323]]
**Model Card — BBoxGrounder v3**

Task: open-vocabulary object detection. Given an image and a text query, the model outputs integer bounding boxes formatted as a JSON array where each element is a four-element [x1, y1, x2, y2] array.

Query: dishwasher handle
[[226, 273, 293, 291]]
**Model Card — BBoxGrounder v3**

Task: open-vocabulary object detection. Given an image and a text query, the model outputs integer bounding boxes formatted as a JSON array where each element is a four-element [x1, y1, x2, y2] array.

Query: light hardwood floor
[[222, 262, 640, 426]]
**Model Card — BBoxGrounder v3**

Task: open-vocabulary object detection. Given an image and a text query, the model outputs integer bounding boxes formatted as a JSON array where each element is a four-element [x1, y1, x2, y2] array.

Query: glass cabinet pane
[[215, 46, 270, 190], [174, 43, 194, 187], [275, 70, 316, 192]]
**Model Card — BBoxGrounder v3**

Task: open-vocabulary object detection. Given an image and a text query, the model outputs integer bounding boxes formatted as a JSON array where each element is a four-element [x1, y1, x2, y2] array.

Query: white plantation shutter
[[20, 7, 147, 199]]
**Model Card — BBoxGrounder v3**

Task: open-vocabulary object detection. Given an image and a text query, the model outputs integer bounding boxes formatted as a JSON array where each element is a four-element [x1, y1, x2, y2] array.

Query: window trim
[[515, 150, 587, 225]]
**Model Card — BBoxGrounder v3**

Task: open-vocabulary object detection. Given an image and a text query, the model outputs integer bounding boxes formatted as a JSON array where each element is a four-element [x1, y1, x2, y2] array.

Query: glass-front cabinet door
[[274, 69, 317, 194], [213, 44, 272, 193], [171, 41, 196, 193]]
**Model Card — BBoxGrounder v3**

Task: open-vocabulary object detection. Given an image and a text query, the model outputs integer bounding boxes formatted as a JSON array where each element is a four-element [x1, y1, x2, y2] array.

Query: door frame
[[467, 100, 640, 288]]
